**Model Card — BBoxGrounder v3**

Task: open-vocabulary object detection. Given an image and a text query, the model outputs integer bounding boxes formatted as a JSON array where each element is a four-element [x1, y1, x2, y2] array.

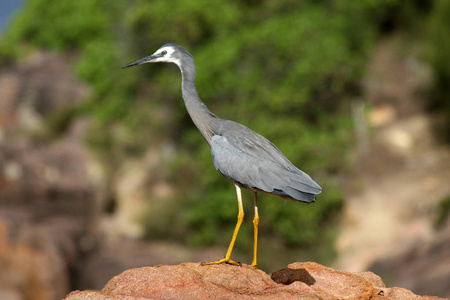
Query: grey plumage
[[211, 120, 321, 202], [123, 43, 322, 267]]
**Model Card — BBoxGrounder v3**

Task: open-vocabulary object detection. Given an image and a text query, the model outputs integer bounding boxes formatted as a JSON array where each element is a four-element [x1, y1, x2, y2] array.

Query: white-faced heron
[[123, 43, 322, 268]]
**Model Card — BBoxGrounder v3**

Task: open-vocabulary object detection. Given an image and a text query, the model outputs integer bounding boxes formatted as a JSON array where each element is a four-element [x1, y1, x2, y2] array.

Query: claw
[[201, 258, 241, 266]]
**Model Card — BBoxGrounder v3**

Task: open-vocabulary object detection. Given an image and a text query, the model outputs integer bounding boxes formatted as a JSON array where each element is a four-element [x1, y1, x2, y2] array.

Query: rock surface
[[0, 210, 83, 300], [65, 262, 443, 300], [370, 220, 450, 298], [0, 50, 99, 300], [0, 50, 89, 133], [336, 34, 450, 298]]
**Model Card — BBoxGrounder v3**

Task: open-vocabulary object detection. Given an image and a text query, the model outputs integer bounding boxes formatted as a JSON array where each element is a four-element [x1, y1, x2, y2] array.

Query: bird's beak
[[122, 53, 163, 69]]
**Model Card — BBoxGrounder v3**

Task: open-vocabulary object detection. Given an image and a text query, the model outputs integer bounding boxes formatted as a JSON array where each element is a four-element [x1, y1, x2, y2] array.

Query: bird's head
[[122, 43, 192, 69]]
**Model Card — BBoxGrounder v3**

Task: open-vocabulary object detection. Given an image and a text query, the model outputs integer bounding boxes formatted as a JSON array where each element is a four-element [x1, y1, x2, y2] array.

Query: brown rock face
[[0, 50, 98, 300], [65, 262, 444, 300], [272, 262, 383, 299], [0, 51, 89, 133], [0, 212, 83, 300]]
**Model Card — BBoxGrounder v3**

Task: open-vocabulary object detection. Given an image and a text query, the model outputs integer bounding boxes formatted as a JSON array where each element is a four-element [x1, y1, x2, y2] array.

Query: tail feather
[[273, 187, 316, 203], [290, 177, 322, 194], [284, 186, 316, 202]]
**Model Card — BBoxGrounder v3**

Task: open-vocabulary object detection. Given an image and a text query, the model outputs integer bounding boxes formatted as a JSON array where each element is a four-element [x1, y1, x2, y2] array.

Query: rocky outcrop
[[337, 35, 450, 298], [0, 51, 89, 133], [370, 220, 450, 298], [0, 50, 97, 207], [0, 210, 83, 300], [0, 51, 100, 300], [65, 262, 443, 300]]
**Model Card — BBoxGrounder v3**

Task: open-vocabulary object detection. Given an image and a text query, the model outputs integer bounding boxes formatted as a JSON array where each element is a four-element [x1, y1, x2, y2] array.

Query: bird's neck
[[178, 61, 218, 145]]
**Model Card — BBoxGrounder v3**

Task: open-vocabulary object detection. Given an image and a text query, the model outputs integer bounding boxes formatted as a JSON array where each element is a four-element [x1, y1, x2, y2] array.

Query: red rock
[[64, 262, 446, 300], [0, 214, 83, 300], [277, 262, 382, 299], [0, 51, 89, 132]]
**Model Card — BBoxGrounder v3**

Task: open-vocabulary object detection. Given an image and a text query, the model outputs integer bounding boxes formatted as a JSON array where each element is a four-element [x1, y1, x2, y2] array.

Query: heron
[[123, 43, 322, 268]]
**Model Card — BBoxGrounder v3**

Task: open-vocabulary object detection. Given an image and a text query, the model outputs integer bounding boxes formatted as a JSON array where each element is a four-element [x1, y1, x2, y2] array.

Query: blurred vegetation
[[0, 0, 447, 268], [427, 0, 450, 141], [435, 194, 450, 229]]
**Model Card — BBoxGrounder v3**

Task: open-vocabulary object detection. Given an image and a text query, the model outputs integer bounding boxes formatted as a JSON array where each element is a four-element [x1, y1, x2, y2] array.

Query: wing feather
[[215, 120, 322, 192], [211, 130, 321, 203]]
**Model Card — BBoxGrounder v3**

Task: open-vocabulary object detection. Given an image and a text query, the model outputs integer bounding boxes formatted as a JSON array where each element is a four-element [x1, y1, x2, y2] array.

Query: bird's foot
[[201, 258, 241, 266], [250, 258, 258, 269]]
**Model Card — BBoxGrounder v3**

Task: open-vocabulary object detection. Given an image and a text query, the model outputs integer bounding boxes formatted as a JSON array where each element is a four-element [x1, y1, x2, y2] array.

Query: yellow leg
[[251, 192, 259, 268], [202, 184, 244, 266]]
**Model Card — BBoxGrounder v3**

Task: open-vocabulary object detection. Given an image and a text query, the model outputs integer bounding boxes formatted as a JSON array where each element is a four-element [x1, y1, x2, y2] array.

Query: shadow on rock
[[271, 267, 315, 286]]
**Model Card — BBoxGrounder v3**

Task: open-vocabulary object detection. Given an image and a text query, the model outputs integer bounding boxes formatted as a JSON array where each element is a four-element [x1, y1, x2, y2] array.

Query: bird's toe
[[201, 258, 241, 266]]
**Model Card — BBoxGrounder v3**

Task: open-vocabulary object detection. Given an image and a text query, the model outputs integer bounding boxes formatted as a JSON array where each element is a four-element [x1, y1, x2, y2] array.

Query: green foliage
[[147, 2, 370, 256], [14, 1, 109, 49], [0, 0, 442, 267], [435, 195, 450, 229], [0, 0, 139, 127], [426, 0, 450, 141]]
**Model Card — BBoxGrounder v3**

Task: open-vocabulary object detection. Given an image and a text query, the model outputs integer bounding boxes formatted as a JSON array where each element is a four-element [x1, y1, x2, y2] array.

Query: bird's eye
[[162, 50, 167, 55]]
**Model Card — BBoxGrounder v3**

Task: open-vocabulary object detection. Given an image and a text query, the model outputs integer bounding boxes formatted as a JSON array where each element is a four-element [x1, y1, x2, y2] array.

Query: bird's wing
[[216, 121, 321, 190], [217, 121, 301, 171], [211, 123, 321, 202]]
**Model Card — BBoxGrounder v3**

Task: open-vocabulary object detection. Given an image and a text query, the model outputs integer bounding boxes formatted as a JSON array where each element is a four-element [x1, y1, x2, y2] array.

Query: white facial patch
[[152, 46, 180, 64]]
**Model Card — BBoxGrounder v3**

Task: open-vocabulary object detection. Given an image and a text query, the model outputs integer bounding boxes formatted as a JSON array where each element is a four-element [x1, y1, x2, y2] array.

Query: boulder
[[65, 262, 444, 299]]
